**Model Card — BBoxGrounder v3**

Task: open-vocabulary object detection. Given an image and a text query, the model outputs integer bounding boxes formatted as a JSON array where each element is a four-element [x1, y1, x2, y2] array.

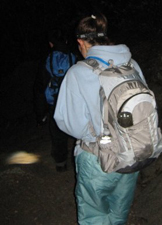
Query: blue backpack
[[45, 50, 76, 105]]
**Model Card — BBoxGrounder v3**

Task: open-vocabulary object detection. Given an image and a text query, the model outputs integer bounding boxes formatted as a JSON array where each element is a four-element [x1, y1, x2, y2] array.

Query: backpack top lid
[[46, 51, 76, 77]]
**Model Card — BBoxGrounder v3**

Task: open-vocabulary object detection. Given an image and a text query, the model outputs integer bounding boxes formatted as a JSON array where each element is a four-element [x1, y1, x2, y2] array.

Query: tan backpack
[[79, 58, 162, 173]]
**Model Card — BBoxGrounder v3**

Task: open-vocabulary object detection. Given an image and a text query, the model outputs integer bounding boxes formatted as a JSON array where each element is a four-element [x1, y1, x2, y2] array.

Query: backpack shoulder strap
[[78, 58, 106, 75], [49, 52, 54, 76], [78, 58, 112, 135], [68, 53, 73, 67]]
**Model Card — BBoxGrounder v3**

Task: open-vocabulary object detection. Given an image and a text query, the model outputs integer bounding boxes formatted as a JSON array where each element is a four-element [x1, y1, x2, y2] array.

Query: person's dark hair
[[76, 13, 110, 46], [48, 29, 68, 46], [48, 28, 70, 53]]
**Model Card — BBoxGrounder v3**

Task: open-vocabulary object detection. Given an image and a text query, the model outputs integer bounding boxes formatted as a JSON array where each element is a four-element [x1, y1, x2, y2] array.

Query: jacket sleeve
[[54, 70, 97, 141]]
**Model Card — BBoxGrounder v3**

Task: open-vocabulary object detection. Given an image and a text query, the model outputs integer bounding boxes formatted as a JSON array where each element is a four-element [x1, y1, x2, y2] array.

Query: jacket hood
[[87, 44, 131, 66]]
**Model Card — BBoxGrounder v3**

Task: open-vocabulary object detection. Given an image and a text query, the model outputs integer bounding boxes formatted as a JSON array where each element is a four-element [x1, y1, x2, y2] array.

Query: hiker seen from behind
[[54, 13, 162, 224]]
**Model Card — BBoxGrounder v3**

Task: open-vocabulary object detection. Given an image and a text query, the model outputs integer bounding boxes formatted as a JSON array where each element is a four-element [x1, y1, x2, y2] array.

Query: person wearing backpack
[[46, 29, 76, 172], [54, 13, 148, 224], [35, 28, 76, 172]]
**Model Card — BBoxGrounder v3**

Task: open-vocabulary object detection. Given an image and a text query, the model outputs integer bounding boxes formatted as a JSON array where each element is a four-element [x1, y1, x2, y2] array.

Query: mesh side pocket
[[126, 118, 153, 161], [98, 141, 119, 173]]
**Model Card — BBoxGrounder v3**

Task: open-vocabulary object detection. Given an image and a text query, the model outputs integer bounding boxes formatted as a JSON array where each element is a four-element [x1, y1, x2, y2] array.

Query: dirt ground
[[1, 35, 162, 225], [0, 120, 77, 225], [0, 116, 162, 225]]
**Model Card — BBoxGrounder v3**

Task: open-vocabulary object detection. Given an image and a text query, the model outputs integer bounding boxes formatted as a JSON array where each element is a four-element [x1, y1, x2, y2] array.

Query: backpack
[[45, 51, 76, 105], [79, 57, 162, 173]]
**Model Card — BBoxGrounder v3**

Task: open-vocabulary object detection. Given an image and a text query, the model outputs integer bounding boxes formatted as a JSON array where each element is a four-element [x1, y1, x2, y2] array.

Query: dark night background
[[1, 0, 162, 137], [0, 1, 162, 225]]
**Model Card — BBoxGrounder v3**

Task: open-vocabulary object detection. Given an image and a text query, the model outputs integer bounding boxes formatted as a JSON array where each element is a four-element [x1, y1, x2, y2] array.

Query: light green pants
[[75, 151, 139, 225]]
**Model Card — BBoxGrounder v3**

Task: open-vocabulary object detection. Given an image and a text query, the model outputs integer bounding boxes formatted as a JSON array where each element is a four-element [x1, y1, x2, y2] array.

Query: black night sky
[[1, 0, 162, 73], [1, 0, 162, 136]]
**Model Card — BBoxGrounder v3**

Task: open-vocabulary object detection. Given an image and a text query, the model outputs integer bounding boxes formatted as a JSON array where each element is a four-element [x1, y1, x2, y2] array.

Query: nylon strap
[[80, 58, 110, 135]]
